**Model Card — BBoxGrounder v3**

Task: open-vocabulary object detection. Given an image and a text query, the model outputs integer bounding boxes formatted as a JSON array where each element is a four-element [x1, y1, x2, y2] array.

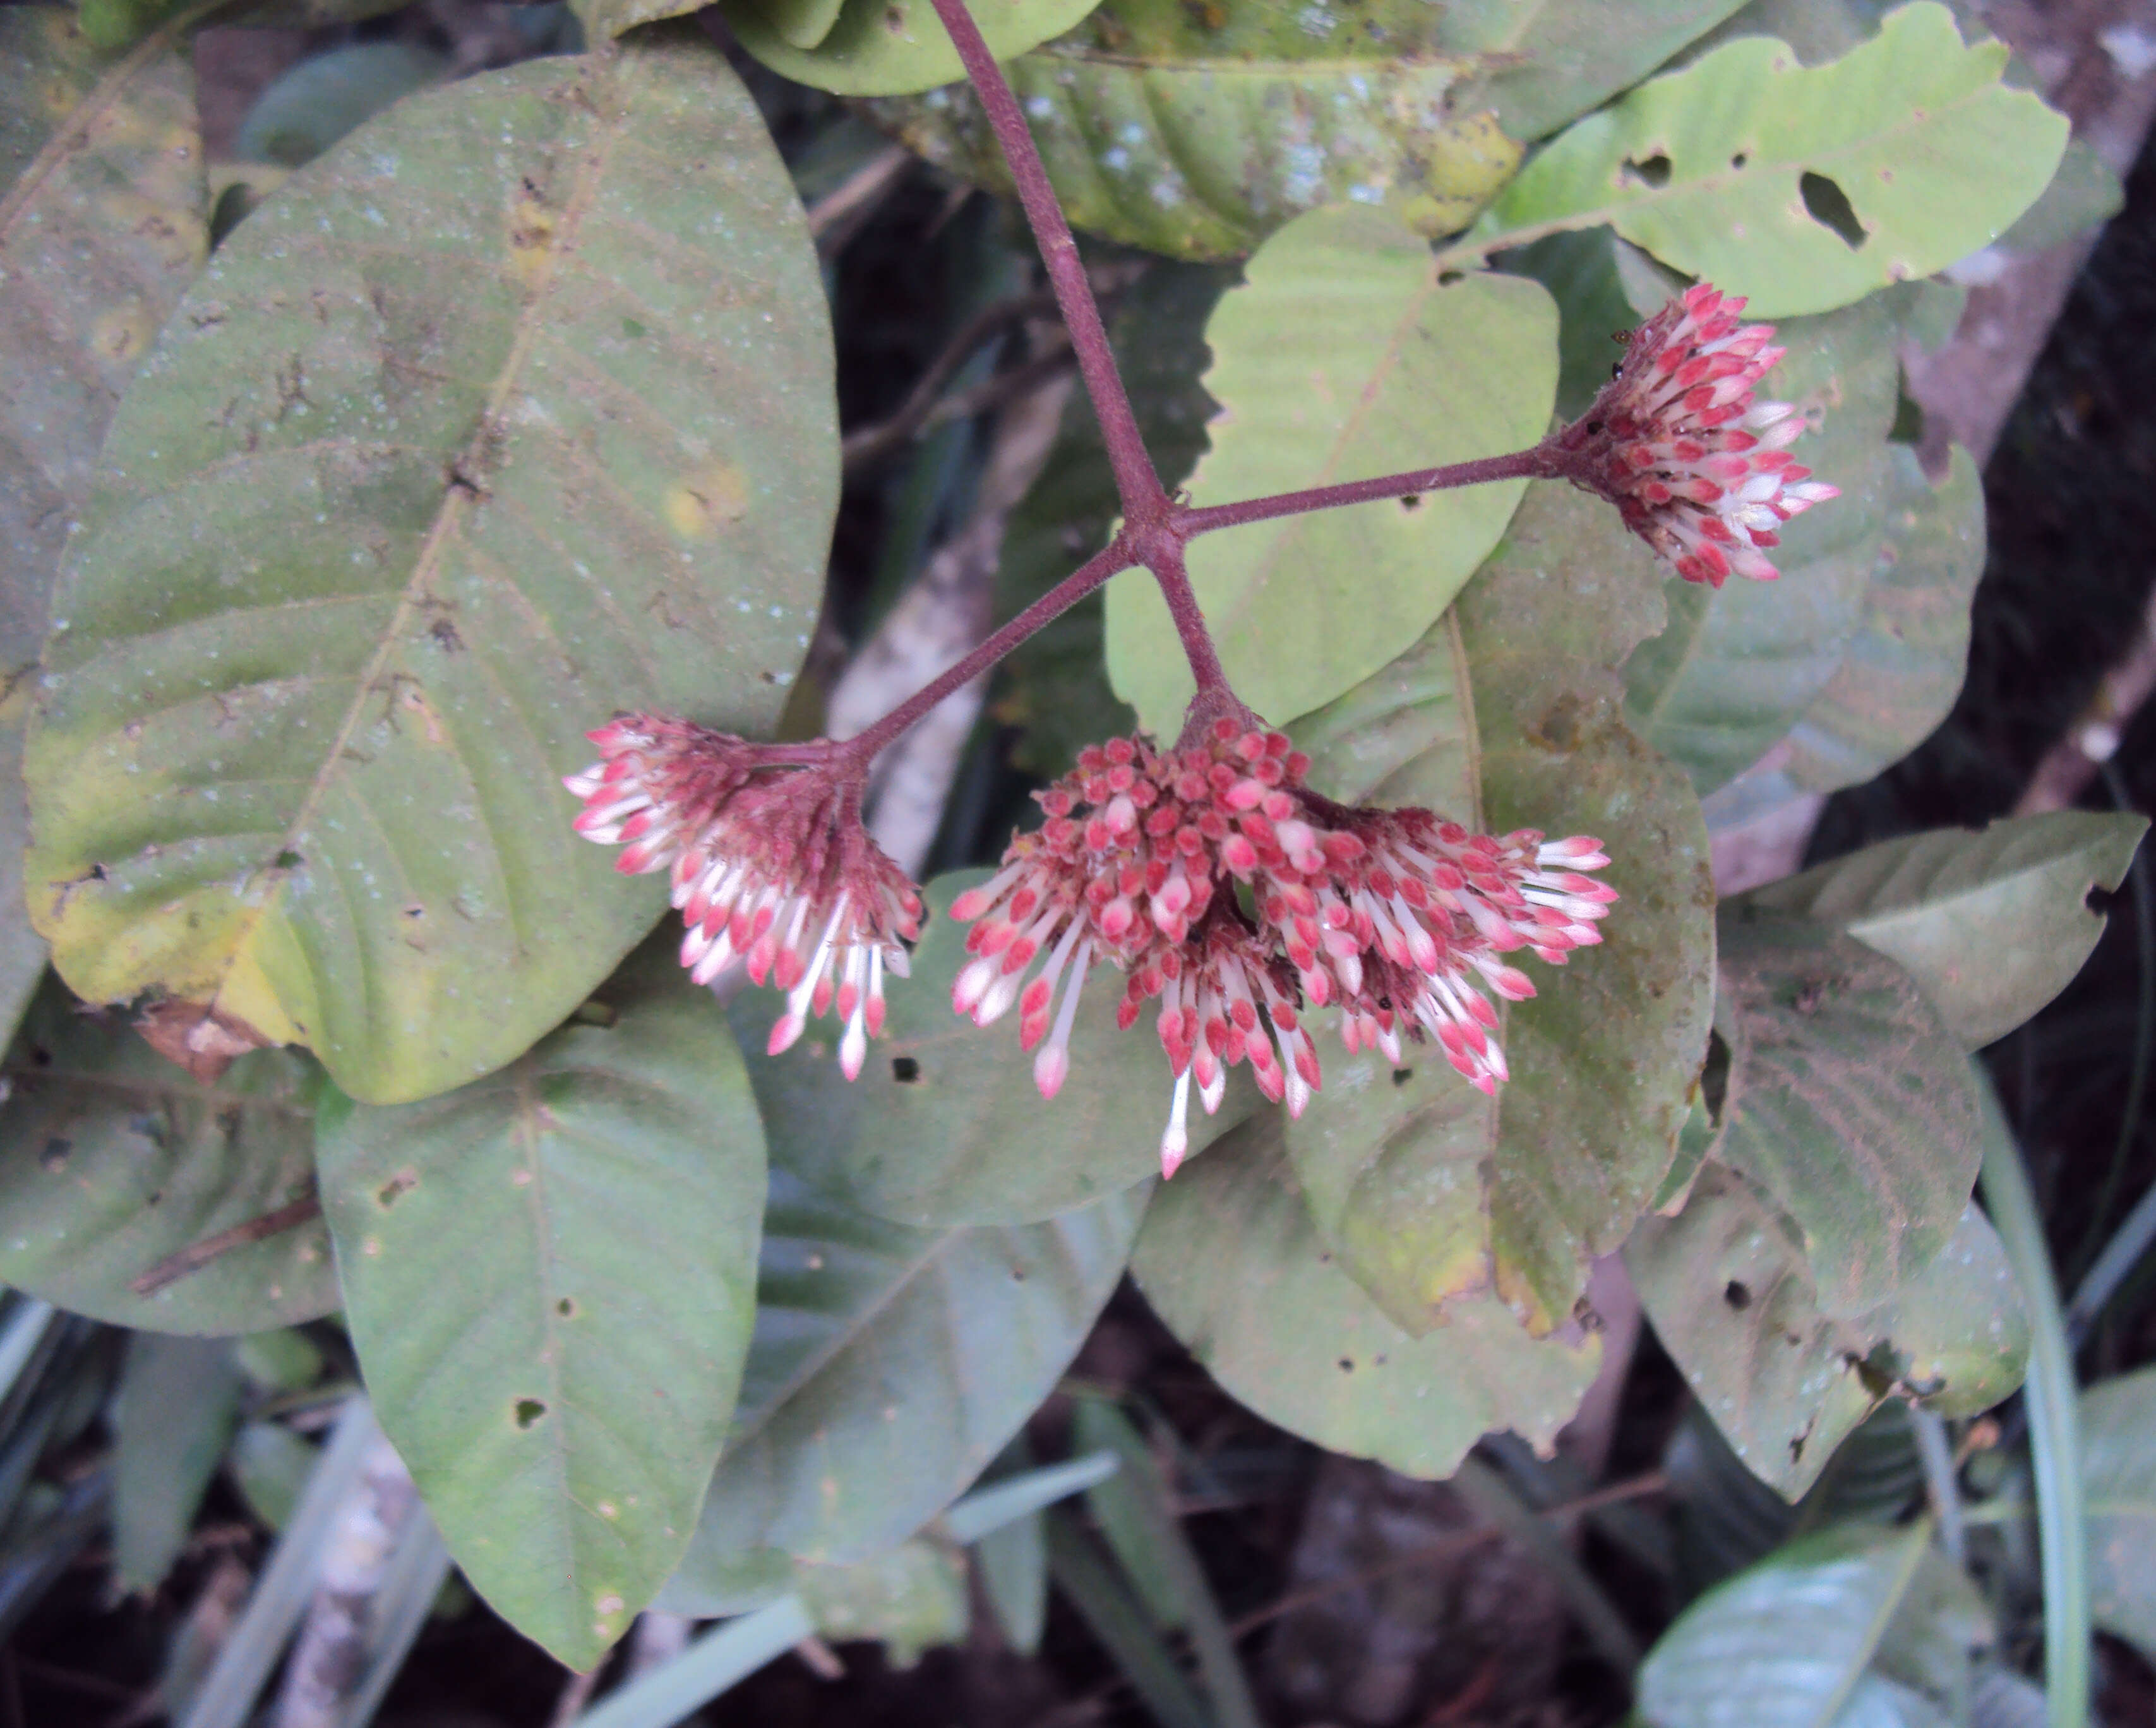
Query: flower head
[[1559, 282, 1838, 586], [565, 716, 921, 1077], [953, 719, 1615, 1174]]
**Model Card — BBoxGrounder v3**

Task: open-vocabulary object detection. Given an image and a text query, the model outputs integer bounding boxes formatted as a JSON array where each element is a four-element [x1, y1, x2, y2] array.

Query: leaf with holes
[[2081, 1366, 2156, 1667], [656, 1163, 1141, 1594], [1711, 908, 1985, 1319], [1629, 1165, 2027, 1496], [716, 0, 1101, 96], [0, 974, 335, 1333], [729, 873, 1253, 1226], [25, 30, 836, 1107], [1622, 289, 1905, 796], [1451, 2, 2069, 318], [315, 949, 767, 1670], [1740, 812, 2147, 1050], [1278, 479, 1714, 1335], [1131, 1115, 1600, 1475], [1107, 208, 1558, 735], [0, 6, 205, 677]]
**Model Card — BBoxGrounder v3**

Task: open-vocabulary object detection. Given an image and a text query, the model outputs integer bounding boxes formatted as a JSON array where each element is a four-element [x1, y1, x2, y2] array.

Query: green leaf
[[234, 41, 450, 169], [730, 873, 1252, 1225], [2078, 1366, 2156, 1667], [658, 1165, 1142, 1594], [993, 261, 1228, 779], [870, 1, 1521, 261], [229, 1418, 320, 1533], [78, 0, 410, 51], [744, 0, 852, 54], [1280, 479, 1715, 1333], [113, 1333, 243, 1590], [1106, 208, 1559, 735], [1638, 1523, 1987, 1728], [1131, 1115, 1601, 1475], [316, 954, 767, 1670], [977, 1511, 1047, 1653], [1454, 3, 2069, 318], [1622, 291, 1906, 796], [0, 6, 206, 675], [25, 30, 836, 1106], [0, 974, 335, 1333], [714, 0, 1102, 97], [1992, 136, 2121, 259], [1739, 813, 2147, 1050], [1629, 1166, 2028, 1496], [1710, 909, 1985, 1319], [796, 1541, 969, 1666]]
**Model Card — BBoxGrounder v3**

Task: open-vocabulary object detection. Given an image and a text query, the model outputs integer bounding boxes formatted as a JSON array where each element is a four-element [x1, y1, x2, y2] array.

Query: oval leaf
[[316, 956, 768, 1670], [0, 974, 336, 1333], [25, 31, 837, 1105], [2081, 1365, 2156, 1667], [729, 873, 1254, 1227], [1711, 909, 1985, 1318], [1740, 812, 2147, 1050], [1130, 1114, 1601, 1476], [1629, 1165, 2028, 1496], [1107, 208, 1558, 734], [716, 0, 1102, 97], [1456, 3, 2069, 318], [660, 1165, 1143, 1592], [1281, 480, 1715, 1335]]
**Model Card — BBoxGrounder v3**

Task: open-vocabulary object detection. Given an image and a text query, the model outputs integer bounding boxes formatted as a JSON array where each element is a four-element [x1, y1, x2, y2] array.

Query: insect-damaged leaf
[[25, 31, 837, 1106]]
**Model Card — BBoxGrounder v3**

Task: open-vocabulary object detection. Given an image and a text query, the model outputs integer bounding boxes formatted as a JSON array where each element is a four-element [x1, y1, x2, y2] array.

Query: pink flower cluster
[[1564, 282, 1838, 586], [950, 721, 1615, 1174]]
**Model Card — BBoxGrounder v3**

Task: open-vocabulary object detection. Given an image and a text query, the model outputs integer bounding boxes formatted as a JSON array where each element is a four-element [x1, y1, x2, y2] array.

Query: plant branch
[[129, 1194, 321, 1296], [924, 0, 1166, 521], [1178, 447, 1557, 538]]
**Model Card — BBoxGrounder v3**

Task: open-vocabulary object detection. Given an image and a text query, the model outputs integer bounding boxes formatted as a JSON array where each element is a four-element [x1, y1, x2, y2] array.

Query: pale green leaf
[[1280, 479, 1714, 1333], [745, 0, 851, 54], [0, 974, 336, 1333], [228, 1419, 320, 1533], [870, 0, 1520, 261], [234, 41, 449, 169], [114, 1334, 243, 1590], [2078, 1365, 2156, 1667], [1454, 3, 2069, 318], [795, 1542, 969, 1666], [78, 0, 410, 51], [1629, 1167, 2028, 1496], [1107, 207, 1558, 735], [25, 31, 835, 1105], [316, 954, 767, 1670], [659, 1164, 1142, 1593], [977, 1511, 1047, 1653], [715, 0, 1102, 97], [1132, 1114, 1600, 1475], [1710, 909, 1985, 1318], [730, 873, 1252, 1225], [1740, 813, 2147, 1050]]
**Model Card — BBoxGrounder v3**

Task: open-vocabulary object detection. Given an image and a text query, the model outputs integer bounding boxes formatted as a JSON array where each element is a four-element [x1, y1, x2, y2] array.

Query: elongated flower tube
[[953, 720, 1615, 1173], [1555, 282, 1838, 586], [565, 716, 921, 1077]]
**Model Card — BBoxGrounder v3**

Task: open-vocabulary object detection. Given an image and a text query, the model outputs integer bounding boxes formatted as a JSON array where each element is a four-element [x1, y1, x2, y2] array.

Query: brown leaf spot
[[136, 1001, 274, 1083]]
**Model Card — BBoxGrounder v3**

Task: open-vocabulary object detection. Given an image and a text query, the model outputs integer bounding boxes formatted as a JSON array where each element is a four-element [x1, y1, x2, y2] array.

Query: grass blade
[[571, 1597, 813, 1728]]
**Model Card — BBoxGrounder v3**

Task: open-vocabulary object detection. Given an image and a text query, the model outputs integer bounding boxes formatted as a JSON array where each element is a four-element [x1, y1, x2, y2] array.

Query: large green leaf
[[1622, 291, 1905, 796], [1629, 1165, 2028, 1496], [316, 954, 767, 1670], [1638, 1525, 1989, 1728], [1279, 479, 1715, 1334], [2081, 1366, 2156, 1667], [1740, 813, 2147, 1050], [1710, 909, 1984, 1319], [659, 1165, 1142, 1592], [992, 261, 1228, 779], [1130, 1115, 1600, 1475], [112, 1333, 241, 1590], [729, 873, 1254, 1226], [0, 974, 335, 1333], [1107, 208, 1558, 735], [716, 0, 1101, 97], [1452, 3, 2068, 318], [870, 1, 1520, 261], [25, 31, 836, 1106]]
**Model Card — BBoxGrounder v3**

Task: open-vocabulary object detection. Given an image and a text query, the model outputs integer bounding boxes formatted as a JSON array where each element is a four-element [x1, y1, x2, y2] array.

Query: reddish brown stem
[[129, 1193, 321, 1296], [925, 0, 1167, 523], [1179, 446, 1558, 538]]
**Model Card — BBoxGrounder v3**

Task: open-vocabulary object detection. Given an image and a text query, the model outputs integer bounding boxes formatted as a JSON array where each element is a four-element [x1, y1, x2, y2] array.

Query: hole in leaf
[[1338, 1357, 1355, 1373], [1723, 1280, 1752, 1310], [1699, 1029, 1732, 1122], [557, 1297, 576, 1317], [883, 3, 903, 27], [1398, 494, 1423, 513], [1436, 268, 1465, 285], [146, 1189, 164, 1206], [891, 1055, 921, 1083], [40, 1139, 69, 1173], [275, 849, 304, 870], [1730, 151, 1749, 169], [1799, 171, 1867, 249], [376, 1170, 417, 1209], [1391, 1067, 1413, 1086], [1622, 153, 1672, 189], [29, 1045, 50, 1067], [513, 1398, 547, 1429]]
